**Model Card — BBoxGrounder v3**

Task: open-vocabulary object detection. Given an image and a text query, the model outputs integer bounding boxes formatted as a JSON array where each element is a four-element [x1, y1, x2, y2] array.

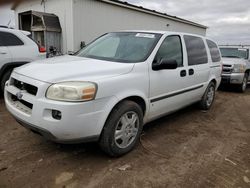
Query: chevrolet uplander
[[4, 31, 222, 156]]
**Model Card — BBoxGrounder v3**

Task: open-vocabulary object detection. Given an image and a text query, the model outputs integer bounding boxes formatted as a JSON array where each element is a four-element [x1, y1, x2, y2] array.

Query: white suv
[[4, 31, 222, 156], [0, 27, 46, 93]]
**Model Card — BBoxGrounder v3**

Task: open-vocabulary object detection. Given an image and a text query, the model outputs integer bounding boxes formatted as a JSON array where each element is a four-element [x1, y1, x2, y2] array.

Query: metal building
[[13, 0, 207, 54]]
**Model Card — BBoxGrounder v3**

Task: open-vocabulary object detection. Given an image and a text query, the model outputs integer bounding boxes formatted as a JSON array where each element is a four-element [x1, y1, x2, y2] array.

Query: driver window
[[154, 35, 183, 67]]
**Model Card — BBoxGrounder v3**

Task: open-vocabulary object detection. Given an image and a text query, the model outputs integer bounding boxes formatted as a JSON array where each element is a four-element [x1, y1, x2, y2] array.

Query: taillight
[[39, 46, 46, 53]]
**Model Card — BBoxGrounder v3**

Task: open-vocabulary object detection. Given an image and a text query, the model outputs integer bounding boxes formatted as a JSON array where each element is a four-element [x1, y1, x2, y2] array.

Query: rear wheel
[[238, 73, 248, 93], [99, 100, 143, 157], [0, 69, 12, 94], [199, 82, 216, 110]]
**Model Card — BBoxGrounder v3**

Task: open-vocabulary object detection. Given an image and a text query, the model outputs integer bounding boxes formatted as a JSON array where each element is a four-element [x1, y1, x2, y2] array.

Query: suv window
[[0, 31, 24, 46], [206, 40, 221, 62], [154, 35, 183, 67], [184, 35, 208, 65]]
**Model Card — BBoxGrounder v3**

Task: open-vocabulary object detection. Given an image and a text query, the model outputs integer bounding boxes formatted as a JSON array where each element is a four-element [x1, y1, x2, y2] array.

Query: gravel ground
[[1, 88, 250, 188]]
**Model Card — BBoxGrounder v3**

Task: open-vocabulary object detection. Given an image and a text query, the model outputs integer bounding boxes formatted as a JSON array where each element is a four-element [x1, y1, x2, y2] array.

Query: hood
[[222, 57, 247, 66], [14, 55, 134, 83]]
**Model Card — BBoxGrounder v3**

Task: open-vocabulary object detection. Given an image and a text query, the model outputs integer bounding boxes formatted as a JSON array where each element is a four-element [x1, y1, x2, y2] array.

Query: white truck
[[220, 45, 250, 92], [4, 31, 222, 156]]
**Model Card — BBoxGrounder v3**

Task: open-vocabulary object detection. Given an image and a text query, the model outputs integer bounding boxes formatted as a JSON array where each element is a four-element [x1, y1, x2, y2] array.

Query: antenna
[[7, 20, 11, 28]]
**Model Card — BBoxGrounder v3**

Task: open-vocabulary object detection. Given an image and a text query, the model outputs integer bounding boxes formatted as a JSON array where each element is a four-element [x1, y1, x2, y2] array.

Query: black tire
[[99, 100, 143, 157], [238, 73, 248, 93], [0, 69, 12, 94], [199, 82, 216, 111]]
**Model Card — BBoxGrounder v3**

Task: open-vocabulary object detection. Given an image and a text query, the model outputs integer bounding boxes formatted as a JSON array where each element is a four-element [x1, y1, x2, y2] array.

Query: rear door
[[1, 31, 34, 63], [2, 32, 32, 62], [206, 39, 222, 82], [0, 32, 12, 70], [183, 35, 210, 98]]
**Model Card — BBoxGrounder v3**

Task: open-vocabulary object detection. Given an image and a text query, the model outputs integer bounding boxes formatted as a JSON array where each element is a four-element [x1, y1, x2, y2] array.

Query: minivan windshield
[[76, 32, 162, 63], [220, 48, 249, 59]]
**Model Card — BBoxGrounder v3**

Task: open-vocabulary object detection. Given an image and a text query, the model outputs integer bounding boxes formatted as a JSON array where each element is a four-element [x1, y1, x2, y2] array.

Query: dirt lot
[[1, 88, 250, 188]]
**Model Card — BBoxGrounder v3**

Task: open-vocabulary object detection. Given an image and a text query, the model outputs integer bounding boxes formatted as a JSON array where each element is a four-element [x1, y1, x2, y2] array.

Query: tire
[[238, 73, 248, 93], [199, 82, 216, 111], [99, 100, 144, 157], [0, 69, 12, 94]]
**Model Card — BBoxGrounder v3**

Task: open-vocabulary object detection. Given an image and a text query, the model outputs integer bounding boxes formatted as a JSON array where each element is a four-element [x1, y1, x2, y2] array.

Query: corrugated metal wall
[[15, 0, 206, 53], [72, 0, 206, 51]]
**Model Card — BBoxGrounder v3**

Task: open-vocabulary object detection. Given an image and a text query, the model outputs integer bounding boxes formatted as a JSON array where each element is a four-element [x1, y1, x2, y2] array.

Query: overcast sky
[[0, 0, 249, 45], [127, 0, 250, 45]]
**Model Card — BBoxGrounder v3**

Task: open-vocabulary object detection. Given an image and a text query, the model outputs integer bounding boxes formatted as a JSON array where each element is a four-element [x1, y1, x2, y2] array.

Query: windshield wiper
[[222, 55, 241, 58]]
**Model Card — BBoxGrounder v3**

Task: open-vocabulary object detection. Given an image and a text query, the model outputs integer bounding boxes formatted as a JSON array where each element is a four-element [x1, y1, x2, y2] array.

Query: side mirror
[[152, 58, 178, 71]]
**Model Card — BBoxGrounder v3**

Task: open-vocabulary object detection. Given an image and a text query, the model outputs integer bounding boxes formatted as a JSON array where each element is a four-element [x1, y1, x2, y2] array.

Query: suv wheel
[[99, 100, 143, 157], [200, 82, 216, 110], [0, 69, 12, 94], [239, 73, 248, 93]]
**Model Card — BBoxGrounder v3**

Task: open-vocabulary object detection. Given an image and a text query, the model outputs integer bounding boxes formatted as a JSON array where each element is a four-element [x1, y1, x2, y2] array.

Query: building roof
[[12, 0, 207, 29], [99, 0, 207, 29]]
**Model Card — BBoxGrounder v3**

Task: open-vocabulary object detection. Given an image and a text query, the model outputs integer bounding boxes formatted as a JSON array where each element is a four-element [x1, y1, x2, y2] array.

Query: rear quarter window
[[0, 31, 24, 46], [206, 40, 221, 62], [184, 35, 208, 66]]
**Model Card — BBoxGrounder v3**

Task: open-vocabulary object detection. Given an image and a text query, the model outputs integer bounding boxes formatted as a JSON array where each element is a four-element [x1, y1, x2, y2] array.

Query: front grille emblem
[[16, 92, 23, 100], [20, 82, 25, 90]]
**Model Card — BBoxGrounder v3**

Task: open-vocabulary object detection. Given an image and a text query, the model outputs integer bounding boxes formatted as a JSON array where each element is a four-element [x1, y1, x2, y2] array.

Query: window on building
[[184, 35, 208, 65]]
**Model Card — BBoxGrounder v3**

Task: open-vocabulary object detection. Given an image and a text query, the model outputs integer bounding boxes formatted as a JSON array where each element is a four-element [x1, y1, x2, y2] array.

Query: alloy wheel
[[114, 111, 139, 149]]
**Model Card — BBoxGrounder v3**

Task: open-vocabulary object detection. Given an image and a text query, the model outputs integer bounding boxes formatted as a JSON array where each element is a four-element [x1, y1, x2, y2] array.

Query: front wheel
[[99, 100, 143, 157], [238, 73, 248, 93], [199, 82, 216, 110]]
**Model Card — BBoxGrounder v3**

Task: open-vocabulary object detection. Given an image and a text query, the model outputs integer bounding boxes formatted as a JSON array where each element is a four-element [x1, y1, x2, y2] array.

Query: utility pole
[[41, 0, 46, 12]]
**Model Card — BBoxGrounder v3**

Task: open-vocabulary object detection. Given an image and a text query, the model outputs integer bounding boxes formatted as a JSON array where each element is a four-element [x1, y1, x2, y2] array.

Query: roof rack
[[219, 44, 250, 47]]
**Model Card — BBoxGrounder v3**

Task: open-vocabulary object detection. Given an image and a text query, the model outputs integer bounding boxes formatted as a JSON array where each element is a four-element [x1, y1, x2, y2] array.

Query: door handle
[[189, 69, 194, 75], [0, 52, 7, 55], [180, 70, 187, 77]]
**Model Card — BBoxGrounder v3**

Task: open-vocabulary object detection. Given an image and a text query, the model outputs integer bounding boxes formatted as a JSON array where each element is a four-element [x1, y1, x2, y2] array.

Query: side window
[[184, 35, 208, 65], [206, 40, 221, 62], [0, 31, 24, 46], [154, 35, 183, 67]]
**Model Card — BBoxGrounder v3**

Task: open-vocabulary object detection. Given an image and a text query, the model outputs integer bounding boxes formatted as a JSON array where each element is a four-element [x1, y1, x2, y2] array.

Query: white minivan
[[4, 31, 222, 156]]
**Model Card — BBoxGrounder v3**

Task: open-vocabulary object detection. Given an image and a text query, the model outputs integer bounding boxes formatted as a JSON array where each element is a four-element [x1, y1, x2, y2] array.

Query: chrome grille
[[222, 64, 233, 74], [11, 78, 38, 96]]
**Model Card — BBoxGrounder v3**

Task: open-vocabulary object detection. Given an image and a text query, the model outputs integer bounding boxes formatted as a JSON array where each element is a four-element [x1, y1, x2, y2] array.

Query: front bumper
[[221, 73, 245, 84], [4, 72, 117, 143]]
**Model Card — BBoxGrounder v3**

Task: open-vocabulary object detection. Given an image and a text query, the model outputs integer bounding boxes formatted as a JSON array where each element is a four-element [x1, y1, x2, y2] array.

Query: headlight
[[232, 64, 245, 73], [46, 82, 97, 102]]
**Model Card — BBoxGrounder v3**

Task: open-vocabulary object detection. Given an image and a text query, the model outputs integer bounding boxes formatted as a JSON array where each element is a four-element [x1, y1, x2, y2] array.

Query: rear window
[[0, 31, 24, 46], [184, 35, 208, 66], [206, 40, 221, 62]]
